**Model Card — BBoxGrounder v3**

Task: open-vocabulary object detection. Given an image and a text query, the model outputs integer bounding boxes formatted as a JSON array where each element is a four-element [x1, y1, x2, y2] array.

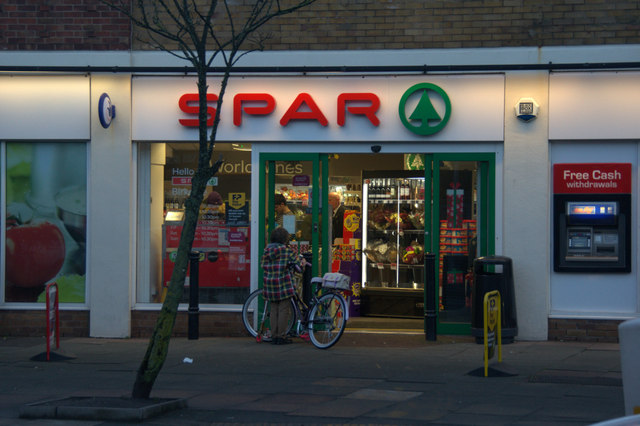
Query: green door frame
[[258, 153, 329, 287], [430, 153, 496, 335]]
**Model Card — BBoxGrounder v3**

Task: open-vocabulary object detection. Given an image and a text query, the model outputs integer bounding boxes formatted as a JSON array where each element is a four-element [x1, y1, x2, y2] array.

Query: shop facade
[[1, 46, 639, 341]]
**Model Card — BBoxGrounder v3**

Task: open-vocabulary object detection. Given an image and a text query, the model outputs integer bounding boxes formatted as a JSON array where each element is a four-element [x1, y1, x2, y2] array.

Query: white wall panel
[[550, 72, 640, 140], [0, 75, 90, 140]]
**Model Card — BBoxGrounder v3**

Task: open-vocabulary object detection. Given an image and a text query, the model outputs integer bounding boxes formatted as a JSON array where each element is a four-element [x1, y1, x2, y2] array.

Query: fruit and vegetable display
[[276, 185, 309, 201]]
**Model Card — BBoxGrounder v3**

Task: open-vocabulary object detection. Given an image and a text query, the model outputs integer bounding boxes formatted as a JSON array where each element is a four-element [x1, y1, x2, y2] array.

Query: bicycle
[[242, 271, 350, 349]]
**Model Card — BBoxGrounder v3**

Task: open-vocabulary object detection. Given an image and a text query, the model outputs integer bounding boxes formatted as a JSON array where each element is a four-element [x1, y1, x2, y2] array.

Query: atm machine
[[553, 163, 631, 273]]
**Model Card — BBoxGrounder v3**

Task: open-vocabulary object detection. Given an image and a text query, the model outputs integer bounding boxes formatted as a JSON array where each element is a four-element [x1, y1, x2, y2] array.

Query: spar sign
[[553, 163, 632, 194], [132, 75, 504, 142], [178, 84, 452, 136]]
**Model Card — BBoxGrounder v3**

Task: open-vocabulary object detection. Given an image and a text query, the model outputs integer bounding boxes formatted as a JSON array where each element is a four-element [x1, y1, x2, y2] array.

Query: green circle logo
[[399, 83, 451, 136]]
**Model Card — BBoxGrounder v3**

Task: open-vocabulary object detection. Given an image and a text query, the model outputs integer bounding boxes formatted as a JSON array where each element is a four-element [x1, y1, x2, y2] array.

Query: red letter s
[[178, 93, 218, 127]]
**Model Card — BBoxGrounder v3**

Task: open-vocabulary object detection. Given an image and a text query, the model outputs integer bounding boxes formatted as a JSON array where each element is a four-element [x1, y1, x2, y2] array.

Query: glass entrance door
[[432, 154, 495, 334], [259, 153, 329, 282]]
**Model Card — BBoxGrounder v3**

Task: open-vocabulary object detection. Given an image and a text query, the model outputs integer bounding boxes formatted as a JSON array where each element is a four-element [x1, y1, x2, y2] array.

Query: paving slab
[[0, 335, 625, 425]]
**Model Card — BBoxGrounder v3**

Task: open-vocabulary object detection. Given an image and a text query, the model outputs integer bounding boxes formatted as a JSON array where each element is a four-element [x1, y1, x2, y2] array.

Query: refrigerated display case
[[361, 170, 426, 318]]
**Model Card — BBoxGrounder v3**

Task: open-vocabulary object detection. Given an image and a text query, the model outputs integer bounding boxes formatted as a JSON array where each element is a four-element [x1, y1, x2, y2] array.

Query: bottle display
[[361, 171, 425, 290]]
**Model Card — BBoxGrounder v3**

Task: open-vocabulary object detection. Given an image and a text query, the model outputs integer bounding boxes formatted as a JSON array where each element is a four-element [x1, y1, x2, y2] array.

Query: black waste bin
[[471, 256, 517, 343]]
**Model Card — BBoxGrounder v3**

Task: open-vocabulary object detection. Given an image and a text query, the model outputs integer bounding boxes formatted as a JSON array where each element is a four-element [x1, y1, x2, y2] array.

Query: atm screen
[[568, 233, 590, 249], [566, 201, 618, 225]]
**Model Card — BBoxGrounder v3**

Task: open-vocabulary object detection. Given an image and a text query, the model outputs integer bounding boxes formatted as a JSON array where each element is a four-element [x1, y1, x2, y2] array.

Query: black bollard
[[424, 254, 437, 341], [188, 251, 200, 340]]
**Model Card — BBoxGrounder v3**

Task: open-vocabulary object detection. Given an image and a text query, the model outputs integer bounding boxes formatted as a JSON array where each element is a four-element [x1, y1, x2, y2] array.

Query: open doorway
[[327, 153, 494, 335]]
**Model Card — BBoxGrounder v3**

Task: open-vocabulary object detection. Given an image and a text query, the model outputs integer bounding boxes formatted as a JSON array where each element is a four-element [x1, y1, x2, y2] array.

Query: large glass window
[[136, 142, 252, 305], [3, 142, 87, 304]]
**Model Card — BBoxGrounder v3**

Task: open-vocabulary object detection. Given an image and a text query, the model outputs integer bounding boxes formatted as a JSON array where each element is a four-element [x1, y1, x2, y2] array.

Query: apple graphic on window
[[5, 220, 66, 288]]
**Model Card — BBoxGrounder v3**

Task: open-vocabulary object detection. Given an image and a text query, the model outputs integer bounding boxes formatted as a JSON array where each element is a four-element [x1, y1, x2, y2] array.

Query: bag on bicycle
[[321, 272, 350, 291]]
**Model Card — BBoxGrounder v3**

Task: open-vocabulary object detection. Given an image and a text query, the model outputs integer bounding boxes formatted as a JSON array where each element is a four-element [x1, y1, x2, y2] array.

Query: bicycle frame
[[243, 265, 350, 348]]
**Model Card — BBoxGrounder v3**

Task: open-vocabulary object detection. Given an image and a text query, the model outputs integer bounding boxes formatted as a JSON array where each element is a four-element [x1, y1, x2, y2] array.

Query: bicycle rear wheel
[[242, 289, 296, 340], [308, 292, 347, 349]]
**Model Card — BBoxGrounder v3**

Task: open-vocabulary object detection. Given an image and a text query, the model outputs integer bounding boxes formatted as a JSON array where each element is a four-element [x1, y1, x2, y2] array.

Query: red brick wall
[[548, 318, 622, 343], [131, 311, 247, 338], [256, 0, 640, 50], [0, 310, 89, 337], [0, 0, 130, 50], [0, 310, 246, 338], [0, 310, 623, 342], [2, 1, 639, 51]]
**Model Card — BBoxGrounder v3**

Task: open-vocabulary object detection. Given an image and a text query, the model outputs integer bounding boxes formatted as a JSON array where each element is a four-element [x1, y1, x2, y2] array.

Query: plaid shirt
[[261, 243, 298, 301]]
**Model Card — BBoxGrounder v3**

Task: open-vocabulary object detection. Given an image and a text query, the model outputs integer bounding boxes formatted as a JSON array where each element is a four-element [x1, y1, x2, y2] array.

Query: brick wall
[[131, 311, 247, 338], [548, 318, 622, 343], [0, 0, 130, 50], [0, 310, 246, 338], [2, 1, 639, 51], [0, 310, 89, 337], [251, 0, 640, 50], [0, 310, 625, 341]]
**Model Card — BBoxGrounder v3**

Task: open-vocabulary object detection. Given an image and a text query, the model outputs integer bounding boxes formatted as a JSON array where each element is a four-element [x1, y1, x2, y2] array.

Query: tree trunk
[[131, 170, 209, 399]]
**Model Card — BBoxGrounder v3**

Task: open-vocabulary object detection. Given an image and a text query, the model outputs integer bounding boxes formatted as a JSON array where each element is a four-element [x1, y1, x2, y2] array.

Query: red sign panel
[[163, 224, 250, 288], [553, 163, 632, 194], [172, 176, 192, 186]]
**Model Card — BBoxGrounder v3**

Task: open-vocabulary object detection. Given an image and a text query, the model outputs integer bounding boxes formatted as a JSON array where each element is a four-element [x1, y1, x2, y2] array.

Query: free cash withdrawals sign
[[553, 163, 632, 194]]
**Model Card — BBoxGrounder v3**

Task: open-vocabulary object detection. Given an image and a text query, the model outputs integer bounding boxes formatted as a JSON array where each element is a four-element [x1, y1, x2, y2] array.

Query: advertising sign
[[163, 224, 250, 287], [132, 74, 504, 142], [483, 290, 502, 377], [553, 163, 632, 194], [4, 143, 87, 303]]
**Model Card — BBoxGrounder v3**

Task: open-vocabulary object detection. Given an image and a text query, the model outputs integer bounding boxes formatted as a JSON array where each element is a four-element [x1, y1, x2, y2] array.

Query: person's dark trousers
[[270, 298, 291, 340]]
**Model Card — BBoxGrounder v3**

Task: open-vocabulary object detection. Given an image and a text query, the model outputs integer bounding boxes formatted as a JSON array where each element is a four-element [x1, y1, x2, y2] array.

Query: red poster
[[163, 224, 250, 288], [553, 163, 632, 194]]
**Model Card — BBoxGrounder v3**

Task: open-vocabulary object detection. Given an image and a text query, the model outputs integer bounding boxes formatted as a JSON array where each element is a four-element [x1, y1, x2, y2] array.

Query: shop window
[[136, 142, 251, 305], [3, 142, 87, 304]]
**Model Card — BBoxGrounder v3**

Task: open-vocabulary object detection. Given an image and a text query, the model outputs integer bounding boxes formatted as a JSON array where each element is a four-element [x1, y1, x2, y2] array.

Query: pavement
[[0, 328, 626, 425]]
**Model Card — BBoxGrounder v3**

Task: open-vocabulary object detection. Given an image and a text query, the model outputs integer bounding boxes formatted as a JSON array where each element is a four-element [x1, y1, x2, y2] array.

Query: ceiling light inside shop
[[232, 143, 252, 151]]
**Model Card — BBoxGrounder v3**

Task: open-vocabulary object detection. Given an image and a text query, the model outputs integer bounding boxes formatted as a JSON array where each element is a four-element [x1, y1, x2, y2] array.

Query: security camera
[[371, 145, 381, 153]]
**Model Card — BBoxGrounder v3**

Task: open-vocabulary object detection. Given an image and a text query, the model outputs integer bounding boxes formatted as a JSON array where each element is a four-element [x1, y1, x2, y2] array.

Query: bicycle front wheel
[[242, 289, 296, 339], [308, 292, 347, 349]]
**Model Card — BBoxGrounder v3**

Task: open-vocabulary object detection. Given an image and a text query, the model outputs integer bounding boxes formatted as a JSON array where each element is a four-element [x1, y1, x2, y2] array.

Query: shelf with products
[[361, 170, 426, 294], [330, 180, 362, 211], [368, 199, 425, 205], [438, 219, 477, 311]]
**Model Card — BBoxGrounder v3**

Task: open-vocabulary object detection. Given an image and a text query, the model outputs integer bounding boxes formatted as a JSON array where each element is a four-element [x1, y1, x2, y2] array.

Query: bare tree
[[100, 0, 317, 399]]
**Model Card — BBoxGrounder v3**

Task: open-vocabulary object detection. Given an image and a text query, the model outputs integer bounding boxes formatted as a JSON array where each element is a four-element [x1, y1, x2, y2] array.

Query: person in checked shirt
[[261, 227, 306, 345]]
